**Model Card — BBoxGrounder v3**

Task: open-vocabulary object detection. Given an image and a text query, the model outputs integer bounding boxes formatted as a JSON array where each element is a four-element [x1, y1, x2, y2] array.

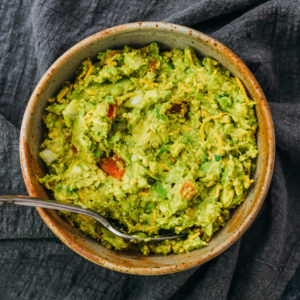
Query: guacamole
[[39, 43, 258, 255]]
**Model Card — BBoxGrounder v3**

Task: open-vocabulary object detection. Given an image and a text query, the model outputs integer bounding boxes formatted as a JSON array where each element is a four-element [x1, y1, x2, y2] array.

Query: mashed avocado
[[39, 43, 258, 255]]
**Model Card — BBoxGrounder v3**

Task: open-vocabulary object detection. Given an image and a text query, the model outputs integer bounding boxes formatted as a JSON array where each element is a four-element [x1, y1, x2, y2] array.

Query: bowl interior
[[20, 23, 274, 275]]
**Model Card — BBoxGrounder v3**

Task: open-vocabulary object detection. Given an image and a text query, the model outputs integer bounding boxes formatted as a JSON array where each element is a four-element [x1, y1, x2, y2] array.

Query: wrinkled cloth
[[0, 0, 300, 299]]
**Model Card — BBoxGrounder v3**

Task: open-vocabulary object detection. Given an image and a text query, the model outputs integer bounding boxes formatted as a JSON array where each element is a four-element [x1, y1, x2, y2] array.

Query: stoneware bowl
[[20, 22, 275, 275]]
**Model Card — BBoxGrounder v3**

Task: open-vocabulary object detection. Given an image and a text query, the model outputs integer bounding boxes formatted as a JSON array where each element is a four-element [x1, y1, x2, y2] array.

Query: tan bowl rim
[[19, 21, 275, 275]]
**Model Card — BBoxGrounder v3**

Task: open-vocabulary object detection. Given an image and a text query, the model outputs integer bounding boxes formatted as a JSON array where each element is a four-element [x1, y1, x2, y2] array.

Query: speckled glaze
[[19, 22, 275, 275]]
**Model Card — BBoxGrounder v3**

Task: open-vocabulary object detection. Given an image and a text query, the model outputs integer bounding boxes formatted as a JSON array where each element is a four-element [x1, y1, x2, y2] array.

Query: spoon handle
[[0, 195, 180, 241], [0, 195, 93, 213], [0, 195, 127, 238], [0, 194, 119, 233]]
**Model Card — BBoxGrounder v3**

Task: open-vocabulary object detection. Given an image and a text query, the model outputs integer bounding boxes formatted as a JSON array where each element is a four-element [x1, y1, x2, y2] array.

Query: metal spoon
[[0, 195, 180, 241]]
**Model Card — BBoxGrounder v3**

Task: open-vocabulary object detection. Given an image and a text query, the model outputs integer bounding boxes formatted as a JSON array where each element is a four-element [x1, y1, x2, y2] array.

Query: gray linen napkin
[[0, 1, 299, 299]]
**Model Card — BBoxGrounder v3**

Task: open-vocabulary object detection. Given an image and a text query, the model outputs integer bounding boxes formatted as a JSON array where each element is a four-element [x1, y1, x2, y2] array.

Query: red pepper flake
[[149, 60, 157, 72], [107, 99, 118, 119], [99, 154, 125, 180], [65, 133, 72, 141], [180, 180, 196, 199], [170, 103, 183, 113], [106, 50, 117, 59], [170, 102, 189, 116], [72, 145, 78, 154]]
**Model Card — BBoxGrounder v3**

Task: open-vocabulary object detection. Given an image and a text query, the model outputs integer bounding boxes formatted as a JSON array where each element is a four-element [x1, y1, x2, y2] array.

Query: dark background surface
[[0, 0, 300, 299]]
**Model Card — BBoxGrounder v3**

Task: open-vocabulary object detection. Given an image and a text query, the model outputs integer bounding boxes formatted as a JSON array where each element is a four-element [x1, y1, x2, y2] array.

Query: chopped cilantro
[[214, 155, 222, 161]]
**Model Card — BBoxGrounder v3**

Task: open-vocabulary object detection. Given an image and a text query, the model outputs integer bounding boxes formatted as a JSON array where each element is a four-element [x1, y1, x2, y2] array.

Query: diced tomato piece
[[72, 145, 78, 154], [107, 99, 118, 119], [99, 155, 125, 180], [107, 104, 114, 118], [180, 180, 196, 199]]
